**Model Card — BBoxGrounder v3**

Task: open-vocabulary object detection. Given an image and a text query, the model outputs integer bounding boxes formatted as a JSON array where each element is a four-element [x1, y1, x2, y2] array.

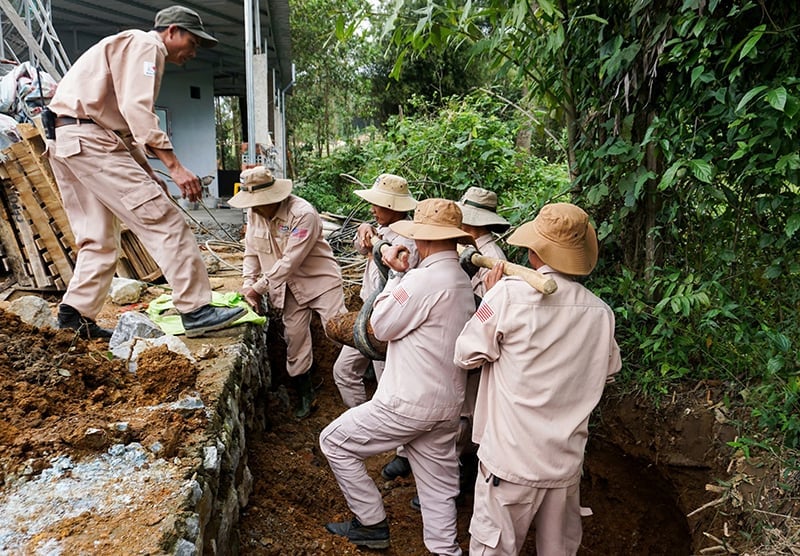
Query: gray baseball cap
[[154, 5, 218, 48]]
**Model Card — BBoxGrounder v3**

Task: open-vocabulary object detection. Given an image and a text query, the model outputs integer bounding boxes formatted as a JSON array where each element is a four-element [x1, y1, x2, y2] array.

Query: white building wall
[[152, 68, 219, 198]]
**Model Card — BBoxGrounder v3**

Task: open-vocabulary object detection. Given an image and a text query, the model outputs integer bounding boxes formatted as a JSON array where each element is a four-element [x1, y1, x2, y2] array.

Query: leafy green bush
[[295, 91, 570, 229]]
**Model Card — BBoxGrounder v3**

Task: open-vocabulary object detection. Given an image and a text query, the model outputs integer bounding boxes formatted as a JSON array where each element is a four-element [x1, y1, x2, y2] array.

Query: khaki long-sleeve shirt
[[454, 266, 621, 488], [48, 30, 172, 154], [243, 195, 343, 310], [370, 251, 475, 421]]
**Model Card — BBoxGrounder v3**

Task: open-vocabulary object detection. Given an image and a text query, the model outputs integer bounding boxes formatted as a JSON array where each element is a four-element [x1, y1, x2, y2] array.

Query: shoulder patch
[[392, 286, 410, 305], [291, 227, 309, 240], [143, 61, 156, 77], [475, 302, 494, 323]]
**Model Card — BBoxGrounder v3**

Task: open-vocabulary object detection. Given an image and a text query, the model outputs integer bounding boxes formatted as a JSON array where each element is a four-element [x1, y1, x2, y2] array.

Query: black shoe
[[292, 371, 316, 420], [181, 305, 246, 338], [57, 304, 113, 339], [410, 496, 420, 512], [381, 455, 411, 480], [325, 517, 390, 549]]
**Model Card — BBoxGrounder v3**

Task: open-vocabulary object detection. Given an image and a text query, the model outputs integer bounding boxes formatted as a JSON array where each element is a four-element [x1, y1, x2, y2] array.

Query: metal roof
[[45, 0, 292, 97]]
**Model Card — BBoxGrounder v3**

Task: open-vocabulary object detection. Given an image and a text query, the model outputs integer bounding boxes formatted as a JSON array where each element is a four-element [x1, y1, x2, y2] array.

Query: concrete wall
[[155, 68, 219, 199]]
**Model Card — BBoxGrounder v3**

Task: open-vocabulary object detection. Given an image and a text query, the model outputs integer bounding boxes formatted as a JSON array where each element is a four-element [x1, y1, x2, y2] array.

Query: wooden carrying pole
[[369, 236, 557, 294], [458, 245, 557, 295]]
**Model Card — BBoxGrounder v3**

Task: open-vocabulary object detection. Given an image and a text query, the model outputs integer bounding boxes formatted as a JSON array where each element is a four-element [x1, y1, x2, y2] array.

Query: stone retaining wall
[[170, 323, 270, 555]]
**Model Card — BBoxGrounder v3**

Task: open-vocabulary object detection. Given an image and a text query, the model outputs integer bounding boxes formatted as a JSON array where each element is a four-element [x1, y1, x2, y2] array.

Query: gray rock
[[7, 295, 56, 329], [110, 335, 194, 373], [109, 277, 146, 305], [109, 312, 164, 349]]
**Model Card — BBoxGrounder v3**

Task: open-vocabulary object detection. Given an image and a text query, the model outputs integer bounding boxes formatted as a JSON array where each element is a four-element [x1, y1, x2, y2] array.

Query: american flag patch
[[392, 286, 410, 305], [291, 227, 309, 240], [475, 302, 494, 323]]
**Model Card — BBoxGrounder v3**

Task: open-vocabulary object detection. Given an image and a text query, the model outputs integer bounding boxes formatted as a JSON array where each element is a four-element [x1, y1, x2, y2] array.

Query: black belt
[[55, 116, 96, 128]]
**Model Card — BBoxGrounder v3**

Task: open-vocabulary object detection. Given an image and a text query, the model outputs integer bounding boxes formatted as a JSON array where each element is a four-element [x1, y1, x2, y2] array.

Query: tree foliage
[[361, 0, 800, 450]]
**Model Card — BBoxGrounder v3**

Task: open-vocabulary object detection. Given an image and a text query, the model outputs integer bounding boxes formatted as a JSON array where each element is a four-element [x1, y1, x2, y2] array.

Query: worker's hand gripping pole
[[458, 244, 557, 295]]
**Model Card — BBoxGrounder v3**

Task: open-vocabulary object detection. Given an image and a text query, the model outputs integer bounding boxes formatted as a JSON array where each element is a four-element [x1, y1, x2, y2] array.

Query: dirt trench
[[237, 304, 741, 555]]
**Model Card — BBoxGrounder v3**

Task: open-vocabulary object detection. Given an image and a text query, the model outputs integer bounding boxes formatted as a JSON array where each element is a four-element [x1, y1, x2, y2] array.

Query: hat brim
[[227, 179, 292, 208], [508, 220, 598, 276], [355, 189, 417, 212], [457, 203, 510, 232], [390, 220, 473, 241], [182, 27, 218, 48]]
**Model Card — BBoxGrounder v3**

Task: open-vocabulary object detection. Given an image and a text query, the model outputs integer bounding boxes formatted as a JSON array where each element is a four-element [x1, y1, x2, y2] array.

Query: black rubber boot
[[325, 517, 390, 549], [57, 304, 113, 339], [181, 305, 246, 338], [381, 455, 412, 480], [293, 371, 316, 419]]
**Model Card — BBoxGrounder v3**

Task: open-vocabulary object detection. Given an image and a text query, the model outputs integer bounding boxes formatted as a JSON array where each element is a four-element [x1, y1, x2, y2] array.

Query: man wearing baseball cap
[[454, 203, 621, 555], [45, 6, 243, 339], [321, 199, 475, 554]]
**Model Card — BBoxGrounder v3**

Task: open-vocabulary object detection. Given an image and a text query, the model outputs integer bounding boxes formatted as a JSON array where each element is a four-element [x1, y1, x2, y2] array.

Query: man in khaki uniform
[[46, 6, 244, 339], [231, 166, 346, 419], [320, 199, 475, 554], [454, 203, 621, 555], [457, 186, 510, 297], [333, 173, 418, 408], [453, 186, 511, 494]]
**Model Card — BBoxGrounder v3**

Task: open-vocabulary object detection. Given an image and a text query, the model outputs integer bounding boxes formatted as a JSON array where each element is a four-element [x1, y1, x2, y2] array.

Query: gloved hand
[[241, 287, 264, 315]]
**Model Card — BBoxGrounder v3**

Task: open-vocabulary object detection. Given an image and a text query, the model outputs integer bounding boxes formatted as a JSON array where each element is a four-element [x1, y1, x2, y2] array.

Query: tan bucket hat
[[227, 166, 292, 209], [354, 174, 417, 212], [457, 186, 510, 232], [507, 203, 598, 276], [390, 198, 473, 241]]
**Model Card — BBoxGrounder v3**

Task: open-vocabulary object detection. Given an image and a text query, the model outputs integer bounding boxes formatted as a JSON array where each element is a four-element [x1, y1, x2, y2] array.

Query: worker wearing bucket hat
[[333, 173, 419, 410], [321, 199, 475, 554], [454, 203, 621, 555], [233, 166, 347, 419], [457, 186, 510, 297], [454, 186, 511, 499]]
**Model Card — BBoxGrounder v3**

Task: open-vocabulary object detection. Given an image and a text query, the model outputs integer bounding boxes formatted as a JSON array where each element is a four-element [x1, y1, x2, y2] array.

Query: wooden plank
[[3, 138, 76, 250], [0, 185, 34, 287], [3, 156, 73, 283], [12, 196, 52, 287]]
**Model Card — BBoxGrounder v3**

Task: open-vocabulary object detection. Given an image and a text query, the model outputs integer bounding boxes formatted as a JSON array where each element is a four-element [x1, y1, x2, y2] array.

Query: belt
[[55, 116, 96, 128]]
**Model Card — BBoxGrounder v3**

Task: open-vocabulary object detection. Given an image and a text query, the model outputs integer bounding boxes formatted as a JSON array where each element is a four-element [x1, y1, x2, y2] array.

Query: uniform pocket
[[469, 513, 501, 549], [245, 232, 272, 254], [121, 186, 170, 225], [54, 137, 81, 159]]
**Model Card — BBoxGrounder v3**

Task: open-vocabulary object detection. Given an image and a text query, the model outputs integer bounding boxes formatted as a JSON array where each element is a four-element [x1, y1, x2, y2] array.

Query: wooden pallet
[[0, 123, 164, 290], [0, 123, 75, 290], [117, 226, 163, 283]]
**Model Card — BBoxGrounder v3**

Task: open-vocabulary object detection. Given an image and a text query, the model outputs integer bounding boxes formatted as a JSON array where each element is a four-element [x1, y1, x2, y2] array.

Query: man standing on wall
[[46, 5, 244, 339]]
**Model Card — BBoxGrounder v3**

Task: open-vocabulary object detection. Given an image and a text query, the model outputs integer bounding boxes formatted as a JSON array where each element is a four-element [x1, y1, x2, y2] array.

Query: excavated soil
[[0, 280, 795, 555]]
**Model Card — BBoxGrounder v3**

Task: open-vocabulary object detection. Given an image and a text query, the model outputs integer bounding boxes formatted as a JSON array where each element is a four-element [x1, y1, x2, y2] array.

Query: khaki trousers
[[282, 286, 346, 377], [469, 462, 582, 556], [332, 345, 385, 407], [320, 401, 462, 556], [47, 124, 210, 317]]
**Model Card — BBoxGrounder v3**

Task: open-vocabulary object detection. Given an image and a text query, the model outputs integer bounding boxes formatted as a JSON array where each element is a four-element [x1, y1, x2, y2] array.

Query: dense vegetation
[[287, 0, 800, 461]]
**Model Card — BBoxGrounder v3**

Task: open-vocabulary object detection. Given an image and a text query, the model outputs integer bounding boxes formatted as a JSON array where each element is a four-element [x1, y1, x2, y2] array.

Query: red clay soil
[[0, 310, 206, 482]]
